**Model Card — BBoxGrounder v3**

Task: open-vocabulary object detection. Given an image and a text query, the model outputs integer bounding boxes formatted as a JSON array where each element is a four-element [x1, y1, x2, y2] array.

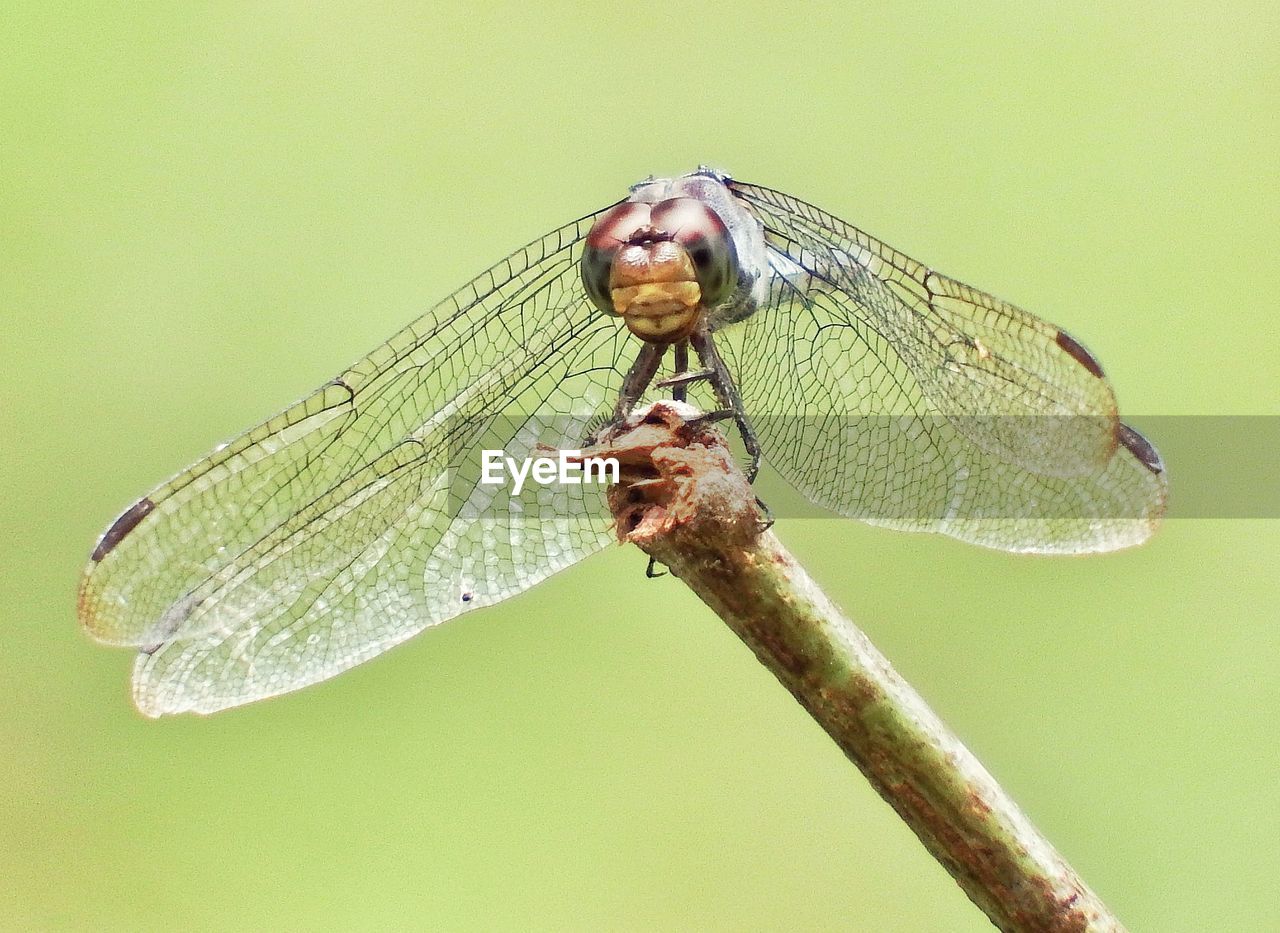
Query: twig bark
[[580, 401, 1127, 933]]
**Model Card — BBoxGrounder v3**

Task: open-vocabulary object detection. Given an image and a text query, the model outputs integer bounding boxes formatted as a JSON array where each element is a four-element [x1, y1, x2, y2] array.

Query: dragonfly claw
[[685, 408, 734, 425], [754, 495, 775, 532], [656, 368, 715, 389]]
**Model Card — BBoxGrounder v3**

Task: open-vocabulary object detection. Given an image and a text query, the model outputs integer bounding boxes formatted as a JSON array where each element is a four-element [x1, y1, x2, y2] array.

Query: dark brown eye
[[651, 198, 737, 306], [581, 202, 652, 314]]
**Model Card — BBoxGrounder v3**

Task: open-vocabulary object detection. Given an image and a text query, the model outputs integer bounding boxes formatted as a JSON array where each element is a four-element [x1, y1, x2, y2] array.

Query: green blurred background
[[3, 2, 1277, 930]]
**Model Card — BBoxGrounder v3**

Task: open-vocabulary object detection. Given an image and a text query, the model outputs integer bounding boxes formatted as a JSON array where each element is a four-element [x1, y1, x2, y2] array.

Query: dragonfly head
[[582, 197, 738, 343]]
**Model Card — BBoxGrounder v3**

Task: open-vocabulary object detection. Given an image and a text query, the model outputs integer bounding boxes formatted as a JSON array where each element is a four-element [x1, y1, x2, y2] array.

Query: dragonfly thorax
[[581, 196, 738, 344]]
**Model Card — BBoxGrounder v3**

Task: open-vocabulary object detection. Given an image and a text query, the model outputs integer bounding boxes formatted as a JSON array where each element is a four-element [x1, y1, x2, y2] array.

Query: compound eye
[[651, 198, 737, 306], [581, 202, 652, 314]]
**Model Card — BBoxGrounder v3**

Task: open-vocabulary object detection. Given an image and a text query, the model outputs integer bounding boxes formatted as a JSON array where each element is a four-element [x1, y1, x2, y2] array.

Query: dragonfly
[[78, 166, 1167, 716]]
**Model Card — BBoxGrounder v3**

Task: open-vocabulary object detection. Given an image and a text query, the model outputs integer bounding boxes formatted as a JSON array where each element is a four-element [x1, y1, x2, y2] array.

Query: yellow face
[[607, 239, 702, 341], [581, 197, 738, 344]]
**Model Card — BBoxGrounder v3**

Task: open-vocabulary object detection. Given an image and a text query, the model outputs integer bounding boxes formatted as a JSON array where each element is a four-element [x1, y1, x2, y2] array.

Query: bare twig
[[578, 401, 1127, 933]]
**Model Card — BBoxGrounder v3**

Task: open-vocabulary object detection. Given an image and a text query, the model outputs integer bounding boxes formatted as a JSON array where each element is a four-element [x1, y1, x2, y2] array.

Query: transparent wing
[[78, 207, 635, 715], [723, 181, 1166, 552]]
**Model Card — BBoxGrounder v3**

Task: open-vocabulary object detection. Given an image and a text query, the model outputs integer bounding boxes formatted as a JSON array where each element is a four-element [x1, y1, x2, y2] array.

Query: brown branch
[[578, 401, 1127, 933]]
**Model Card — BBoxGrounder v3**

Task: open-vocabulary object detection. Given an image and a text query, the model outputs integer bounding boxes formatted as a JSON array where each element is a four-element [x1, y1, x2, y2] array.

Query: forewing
[[721, 181, 1166, 552], [79, 209, 633, 715], [730, 181, 1122, 477]]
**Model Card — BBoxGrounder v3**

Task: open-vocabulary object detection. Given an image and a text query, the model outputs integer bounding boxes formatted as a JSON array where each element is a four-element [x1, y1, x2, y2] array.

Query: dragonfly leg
[[614, 342, 667, 421], [685, 408, 734, 425], [657, 340, 716, 401], [645, 555, 668, 578], [754, 495, 775, 531], [689, 329, 763, 483], [656, 367, 715, 390], [672, 341, 688, 403]]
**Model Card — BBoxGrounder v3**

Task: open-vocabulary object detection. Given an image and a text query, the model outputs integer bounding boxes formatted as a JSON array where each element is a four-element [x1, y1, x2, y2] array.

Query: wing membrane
[[79, 209, 635, 714], [723, 181, 1166, 552], [730, 182, 1120, 477]]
